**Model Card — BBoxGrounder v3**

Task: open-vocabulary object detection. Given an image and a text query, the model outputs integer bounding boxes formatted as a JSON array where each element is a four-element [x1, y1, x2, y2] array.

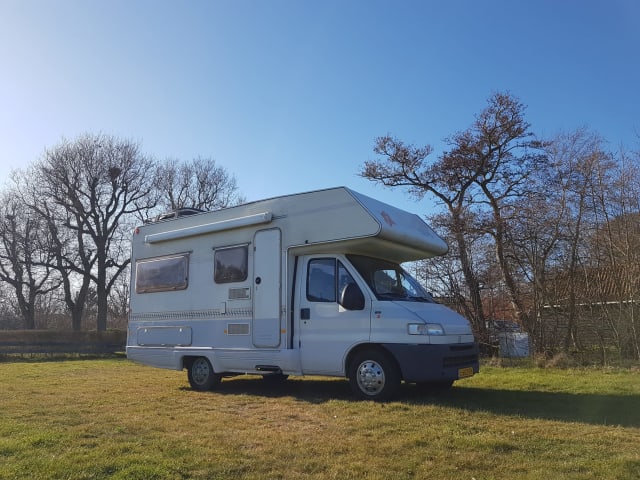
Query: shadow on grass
[[426, 386, 640, 428], [195, 377, 640, 428]]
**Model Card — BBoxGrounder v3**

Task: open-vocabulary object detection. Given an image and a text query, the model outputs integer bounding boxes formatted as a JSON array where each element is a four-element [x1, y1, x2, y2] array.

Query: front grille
[[450, 344, 475, 352]]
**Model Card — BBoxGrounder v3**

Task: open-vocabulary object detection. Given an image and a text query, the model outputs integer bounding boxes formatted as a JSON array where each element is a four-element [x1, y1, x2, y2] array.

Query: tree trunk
[[449, 208, 486, 342], [96, 253, 108, 332]]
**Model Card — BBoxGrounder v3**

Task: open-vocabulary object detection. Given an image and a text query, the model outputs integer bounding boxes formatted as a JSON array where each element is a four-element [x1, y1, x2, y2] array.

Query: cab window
[[307, 258, 357, 303]]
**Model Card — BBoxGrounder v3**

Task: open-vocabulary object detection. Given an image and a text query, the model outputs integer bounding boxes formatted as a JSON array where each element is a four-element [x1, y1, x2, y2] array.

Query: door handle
[[301, 308, 310, 320]]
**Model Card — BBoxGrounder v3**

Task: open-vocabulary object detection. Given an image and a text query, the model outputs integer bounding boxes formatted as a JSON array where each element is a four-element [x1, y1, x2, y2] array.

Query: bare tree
[[518, 128, 640, 359], [361, 134, 489, 340], [154, 157, 244, 213], [0, 190, 61, 329], [361, 91, 640, 360], [108, 265, 130, 330], [457, 93, 549, 331], [361, 92, 546, 341], [586, 145, 640, 359], [508, 184, 565, 350], [28, 133, 157, 331], [546, 129, 614, 351], [33, 194, 93, 331]]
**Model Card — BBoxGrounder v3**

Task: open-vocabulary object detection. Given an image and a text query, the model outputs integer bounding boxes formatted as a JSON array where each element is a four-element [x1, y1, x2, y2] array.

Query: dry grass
[[0, 359, 639, 479]]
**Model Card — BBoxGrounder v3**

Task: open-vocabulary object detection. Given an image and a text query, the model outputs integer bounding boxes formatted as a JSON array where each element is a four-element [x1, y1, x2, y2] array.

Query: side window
[[214, 245, 248, 284], [136, 254, 189, 293], [307, 258, 336, 302]]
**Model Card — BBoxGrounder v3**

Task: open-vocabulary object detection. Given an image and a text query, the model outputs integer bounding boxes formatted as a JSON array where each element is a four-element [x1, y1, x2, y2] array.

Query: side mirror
[[339, 283, 365, 311]]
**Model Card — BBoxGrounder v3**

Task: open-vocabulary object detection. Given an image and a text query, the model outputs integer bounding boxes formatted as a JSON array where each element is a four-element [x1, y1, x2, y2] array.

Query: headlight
[[408, 323, 445, 335]]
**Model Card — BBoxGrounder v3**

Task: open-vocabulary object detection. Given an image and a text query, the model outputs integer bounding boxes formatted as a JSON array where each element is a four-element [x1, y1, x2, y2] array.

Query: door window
[[306, 258, 358, 303], [307, 259, 335, 302]]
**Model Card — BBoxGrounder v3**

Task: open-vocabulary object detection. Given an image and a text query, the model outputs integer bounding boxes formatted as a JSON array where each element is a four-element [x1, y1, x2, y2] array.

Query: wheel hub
[[357, 360, 386, 395], [192, 359, 211, 385]]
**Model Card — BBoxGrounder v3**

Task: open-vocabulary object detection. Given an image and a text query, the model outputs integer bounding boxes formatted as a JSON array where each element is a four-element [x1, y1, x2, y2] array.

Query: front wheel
[[187, 357, 221, 391], [348, 349, 400, 401]]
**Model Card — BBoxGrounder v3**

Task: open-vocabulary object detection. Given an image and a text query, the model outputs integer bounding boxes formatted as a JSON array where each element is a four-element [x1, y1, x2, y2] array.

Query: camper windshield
[[347, 255, 435, 303]]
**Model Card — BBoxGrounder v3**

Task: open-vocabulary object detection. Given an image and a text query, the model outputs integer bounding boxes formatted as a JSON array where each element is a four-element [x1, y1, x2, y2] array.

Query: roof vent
[[146, 208, 206, 224]]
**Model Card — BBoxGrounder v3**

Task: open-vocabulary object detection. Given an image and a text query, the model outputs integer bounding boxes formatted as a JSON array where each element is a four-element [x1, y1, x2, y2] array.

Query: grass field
[[1, 358, 639, 479]]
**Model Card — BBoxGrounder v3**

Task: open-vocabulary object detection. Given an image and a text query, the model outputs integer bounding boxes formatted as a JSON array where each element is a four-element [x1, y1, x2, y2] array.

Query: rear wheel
[[187, 357, 221, 391], [348, 349, 400, 401]]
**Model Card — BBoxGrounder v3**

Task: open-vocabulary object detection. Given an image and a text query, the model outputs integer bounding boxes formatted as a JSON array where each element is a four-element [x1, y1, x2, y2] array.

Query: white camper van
[[127, 187, 479, 400]]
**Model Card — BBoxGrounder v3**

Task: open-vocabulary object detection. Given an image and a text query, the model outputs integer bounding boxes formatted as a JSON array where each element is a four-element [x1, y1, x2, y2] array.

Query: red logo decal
[[381, 211, 396, 227]]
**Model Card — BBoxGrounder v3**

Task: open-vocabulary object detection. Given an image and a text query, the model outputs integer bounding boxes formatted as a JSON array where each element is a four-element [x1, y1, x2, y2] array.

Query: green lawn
[[0, 358, 639, 479]]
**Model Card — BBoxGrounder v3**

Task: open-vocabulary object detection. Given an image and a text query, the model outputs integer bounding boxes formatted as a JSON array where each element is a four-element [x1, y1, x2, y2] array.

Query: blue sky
[[1, 0, 638, 216]]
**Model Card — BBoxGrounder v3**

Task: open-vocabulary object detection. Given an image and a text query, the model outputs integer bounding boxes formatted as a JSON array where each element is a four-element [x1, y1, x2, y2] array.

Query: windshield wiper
[[376, 293, 399, 300]]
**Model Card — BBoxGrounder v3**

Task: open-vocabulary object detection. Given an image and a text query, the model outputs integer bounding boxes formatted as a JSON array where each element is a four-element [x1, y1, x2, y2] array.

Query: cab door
[[296, 255, 370, 375]]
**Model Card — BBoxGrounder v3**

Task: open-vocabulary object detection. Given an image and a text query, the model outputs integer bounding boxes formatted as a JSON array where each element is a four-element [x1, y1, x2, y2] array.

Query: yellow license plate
[[458, 367, 474, 379]]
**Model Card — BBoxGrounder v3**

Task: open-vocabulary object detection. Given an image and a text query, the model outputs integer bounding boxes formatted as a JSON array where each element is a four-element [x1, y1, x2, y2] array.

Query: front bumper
[[382, 342, 479, 383]]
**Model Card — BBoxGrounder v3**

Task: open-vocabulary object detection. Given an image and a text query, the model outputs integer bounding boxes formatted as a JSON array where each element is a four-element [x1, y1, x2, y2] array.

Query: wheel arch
[[181, 355, 198, 371], [345, 343, 402, 380]]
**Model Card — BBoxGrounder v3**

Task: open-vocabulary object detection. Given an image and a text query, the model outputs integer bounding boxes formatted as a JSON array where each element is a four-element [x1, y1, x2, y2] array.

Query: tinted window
[[307, 258, 336, 302], [307, 258, 358, 303], [214, 245, 248, 284], [136, 254, 189, 293]]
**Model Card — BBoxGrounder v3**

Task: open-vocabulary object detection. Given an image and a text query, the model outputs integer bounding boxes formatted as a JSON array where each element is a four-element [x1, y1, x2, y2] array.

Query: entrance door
[[252, 229, 281, 347]]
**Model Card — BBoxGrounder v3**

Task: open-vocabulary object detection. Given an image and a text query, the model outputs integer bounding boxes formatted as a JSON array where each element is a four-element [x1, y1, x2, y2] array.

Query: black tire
[[187, 357, 221, 391], [348, 349, 400, 401]]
